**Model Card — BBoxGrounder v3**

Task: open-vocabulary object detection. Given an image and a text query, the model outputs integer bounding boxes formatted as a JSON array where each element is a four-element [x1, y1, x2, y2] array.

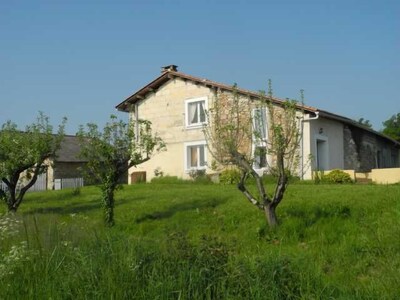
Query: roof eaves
[[115, 72, 172, 111], [116, 70, 319, 114], [167, 71, 319, 113], [318, 110, 400, 146]]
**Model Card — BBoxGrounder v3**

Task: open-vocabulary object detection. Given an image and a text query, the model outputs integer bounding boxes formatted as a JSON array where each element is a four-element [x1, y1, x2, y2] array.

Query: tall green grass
[[1, 183, 399, 299]]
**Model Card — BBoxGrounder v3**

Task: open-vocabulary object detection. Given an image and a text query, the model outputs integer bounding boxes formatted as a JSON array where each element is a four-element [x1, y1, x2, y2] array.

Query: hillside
[[1, 182, 399, 299]]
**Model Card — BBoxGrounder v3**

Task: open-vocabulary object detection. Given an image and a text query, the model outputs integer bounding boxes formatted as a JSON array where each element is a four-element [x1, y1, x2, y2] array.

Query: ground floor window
[[184, 141, 207, 171], [254, 146, 267, 169]]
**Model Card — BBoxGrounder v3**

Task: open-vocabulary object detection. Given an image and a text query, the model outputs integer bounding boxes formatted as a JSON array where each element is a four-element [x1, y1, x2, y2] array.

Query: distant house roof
[[116, 65, 400, 147], [55, 135, 87, 163]]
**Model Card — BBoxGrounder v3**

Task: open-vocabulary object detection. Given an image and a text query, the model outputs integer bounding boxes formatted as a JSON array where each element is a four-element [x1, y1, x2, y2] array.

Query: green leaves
[[0, 112, 66, 211], [382, 113, 400, 142], [77, 115, 165, 226]]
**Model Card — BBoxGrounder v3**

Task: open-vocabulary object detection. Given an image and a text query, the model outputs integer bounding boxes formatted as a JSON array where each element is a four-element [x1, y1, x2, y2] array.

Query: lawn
[[1, 181, 399, 299]]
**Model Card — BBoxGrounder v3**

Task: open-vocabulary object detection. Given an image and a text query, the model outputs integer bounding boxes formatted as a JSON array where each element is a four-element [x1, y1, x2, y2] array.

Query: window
[[185, 97, 207, 127], [184, 141, 207, 170], [252, 108, 267, 170], [254, 146, 267, 169], [253, 107, 267, 141]]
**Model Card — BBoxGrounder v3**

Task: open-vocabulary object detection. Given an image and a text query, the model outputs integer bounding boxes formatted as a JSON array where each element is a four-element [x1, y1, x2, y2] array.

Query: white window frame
[[252, 107, 268, 171], [184, 141, 207, 172], [185, 97, 208, 128]]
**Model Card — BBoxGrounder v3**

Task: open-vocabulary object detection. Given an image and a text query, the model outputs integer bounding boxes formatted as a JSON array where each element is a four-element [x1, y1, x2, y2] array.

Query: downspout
[[300, 111, 319, 179], [135, 103, 139, 139]]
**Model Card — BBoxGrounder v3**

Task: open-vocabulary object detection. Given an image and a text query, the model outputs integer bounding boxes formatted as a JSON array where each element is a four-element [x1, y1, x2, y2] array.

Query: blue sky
[[1, 0, 399, 134]]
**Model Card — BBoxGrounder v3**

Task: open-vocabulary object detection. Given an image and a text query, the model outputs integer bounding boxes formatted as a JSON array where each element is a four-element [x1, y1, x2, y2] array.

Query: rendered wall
[[370, 168, 400, 184], [302, 116, 344, 179]]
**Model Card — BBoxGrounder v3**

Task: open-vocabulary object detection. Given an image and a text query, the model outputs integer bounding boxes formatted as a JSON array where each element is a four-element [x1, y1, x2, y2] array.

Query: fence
[[0, 173, 47, 193], [54, 178, 84, 190], [1, 176, 84, 193], [0, 181, 7, 192]]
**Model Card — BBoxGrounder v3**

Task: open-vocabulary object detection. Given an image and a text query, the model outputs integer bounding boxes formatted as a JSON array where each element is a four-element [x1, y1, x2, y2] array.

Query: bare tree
[[203, 81, 302, 227]]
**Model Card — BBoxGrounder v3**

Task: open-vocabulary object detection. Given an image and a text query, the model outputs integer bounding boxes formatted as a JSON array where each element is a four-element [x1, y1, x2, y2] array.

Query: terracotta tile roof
[[115, 70, 318, 113], [116, 69, 400, 146]]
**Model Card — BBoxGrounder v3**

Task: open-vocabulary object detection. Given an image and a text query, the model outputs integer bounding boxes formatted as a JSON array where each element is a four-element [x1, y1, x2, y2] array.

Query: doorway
[[316, 138, 329, 171]]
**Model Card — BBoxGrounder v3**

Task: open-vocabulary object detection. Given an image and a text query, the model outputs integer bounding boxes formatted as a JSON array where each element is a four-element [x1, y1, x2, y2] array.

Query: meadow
[[1, 180, 399, 299]]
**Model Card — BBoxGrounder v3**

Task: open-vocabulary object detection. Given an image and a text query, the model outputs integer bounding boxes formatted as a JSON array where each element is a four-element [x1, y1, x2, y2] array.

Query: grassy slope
[[1, 182, 399, 299]]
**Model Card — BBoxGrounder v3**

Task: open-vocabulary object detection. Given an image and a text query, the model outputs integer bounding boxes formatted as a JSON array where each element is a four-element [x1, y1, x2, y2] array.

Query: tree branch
[[272, 153, 288, 206], [237, 172, 264, 210], [16, 164, 45, 209], [232, 151, 270, 204]]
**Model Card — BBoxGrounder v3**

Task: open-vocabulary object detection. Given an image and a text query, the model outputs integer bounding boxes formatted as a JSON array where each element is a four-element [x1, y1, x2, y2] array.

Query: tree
[[382, 113, 400, 142], [77, 115, 165, 226], [356, 118, 372, 128], [203, 81, 302, 227], [0, 113, 66, 212]]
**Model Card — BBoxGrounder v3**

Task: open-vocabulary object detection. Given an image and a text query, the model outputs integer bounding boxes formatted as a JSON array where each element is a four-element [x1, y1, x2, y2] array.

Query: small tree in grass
[[0, 112, 66, 212], [77, 115, 165, 226], [203, 81, 302, 227]]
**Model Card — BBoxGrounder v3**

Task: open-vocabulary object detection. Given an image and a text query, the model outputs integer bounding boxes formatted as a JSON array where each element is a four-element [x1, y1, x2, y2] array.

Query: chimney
[[161, 65, 178, 73]]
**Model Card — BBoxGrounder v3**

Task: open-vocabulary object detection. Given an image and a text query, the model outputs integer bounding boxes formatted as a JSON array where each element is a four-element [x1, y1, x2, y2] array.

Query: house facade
[[116, 65, 400, 182]]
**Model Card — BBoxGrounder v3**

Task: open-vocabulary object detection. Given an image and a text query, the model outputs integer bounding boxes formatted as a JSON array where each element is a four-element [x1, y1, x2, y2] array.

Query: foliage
[[382, 112, 400, 142], [150, 175, 186, 184], [313, 170, 324, 184], [153, 167, 164, 177], [0, 214, 36, 280], [323, 169, 353, 184], [188, 169, 206, 180], [356, 117, 372, 128], [219, 168, 241, 184], [188, 169, 212, 184], [0, 112, 66, 212], [77, 115, 165, 226], [203, 80, 302, 227]]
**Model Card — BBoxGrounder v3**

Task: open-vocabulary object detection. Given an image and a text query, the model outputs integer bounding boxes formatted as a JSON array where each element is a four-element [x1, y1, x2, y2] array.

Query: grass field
[[1, 181, 399, 299]]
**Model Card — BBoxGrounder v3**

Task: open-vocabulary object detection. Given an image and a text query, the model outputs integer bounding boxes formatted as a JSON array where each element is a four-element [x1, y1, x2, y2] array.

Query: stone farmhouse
[[116, 65, 400, 182]]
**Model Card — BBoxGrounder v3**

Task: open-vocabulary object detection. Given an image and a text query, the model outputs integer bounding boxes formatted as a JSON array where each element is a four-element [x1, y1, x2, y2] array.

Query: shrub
[[219, 168, 241, 185], [150, 175, 187, 184], [323, 169, 353, 184], [188, 169, 212, 184], [313, 170, 324, 184], [153, 167, 164, 177], [188, 169, 206, 180], [71, 187, 81, 196]]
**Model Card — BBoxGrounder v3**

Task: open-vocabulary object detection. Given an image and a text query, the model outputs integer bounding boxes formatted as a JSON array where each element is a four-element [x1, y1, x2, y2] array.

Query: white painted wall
[[302, 115, 344, 179]]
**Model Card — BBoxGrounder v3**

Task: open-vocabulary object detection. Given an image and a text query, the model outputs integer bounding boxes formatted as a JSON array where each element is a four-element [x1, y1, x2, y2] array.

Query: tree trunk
[[264, 203, 278, 227], [102, 185, 115, 227], [5, 182, 18, 213]]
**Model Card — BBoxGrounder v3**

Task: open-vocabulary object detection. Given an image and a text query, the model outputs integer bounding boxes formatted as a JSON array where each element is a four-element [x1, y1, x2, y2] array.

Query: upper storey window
[[252, 107, 268, 170], [185, 97, 208, 128]]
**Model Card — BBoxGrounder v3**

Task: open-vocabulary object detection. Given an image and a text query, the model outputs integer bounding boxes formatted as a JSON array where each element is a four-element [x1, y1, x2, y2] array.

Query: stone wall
[[343, 125, 399, 172], [343, 126, 360, 170], [130, 78, 215, 181]]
